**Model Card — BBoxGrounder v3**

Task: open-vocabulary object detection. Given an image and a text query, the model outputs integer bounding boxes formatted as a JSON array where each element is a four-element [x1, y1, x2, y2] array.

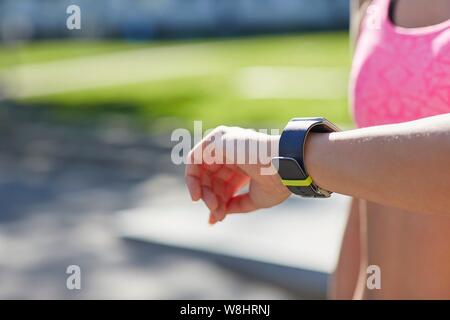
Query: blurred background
[[0, 0, 352, 299]]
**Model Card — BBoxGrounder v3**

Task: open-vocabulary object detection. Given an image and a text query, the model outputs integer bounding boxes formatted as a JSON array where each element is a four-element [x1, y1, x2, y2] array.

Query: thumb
[[225, 193, 258, 214]]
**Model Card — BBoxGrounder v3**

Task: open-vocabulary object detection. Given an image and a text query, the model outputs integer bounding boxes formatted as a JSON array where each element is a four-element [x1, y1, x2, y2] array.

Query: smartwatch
[[272, 117, 339, 198]]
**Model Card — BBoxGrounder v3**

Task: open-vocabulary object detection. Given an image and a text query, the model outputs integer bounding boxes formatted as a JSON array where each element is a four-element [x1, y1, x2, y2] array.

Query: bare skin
[[185, 0, 450, 299], [332, 0, 450, 299], [185, 115, 450, 299], [307, 117, 450, 298]]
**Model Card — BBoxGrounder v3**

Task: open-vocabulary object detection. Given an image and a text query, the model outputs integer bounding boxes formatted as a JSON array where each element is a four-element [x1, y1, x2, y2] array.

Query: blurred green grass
[[0, 41, 147, 69], [1, 32, 353, 131]]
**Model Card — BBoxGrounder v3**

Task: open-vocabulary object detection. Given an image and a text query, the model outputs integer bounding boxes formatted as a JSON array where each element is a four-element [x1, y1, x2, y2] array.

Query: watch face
[[272, 157, 308, 180], [289, 117, 340, 133], [291, 117, 326, 122]]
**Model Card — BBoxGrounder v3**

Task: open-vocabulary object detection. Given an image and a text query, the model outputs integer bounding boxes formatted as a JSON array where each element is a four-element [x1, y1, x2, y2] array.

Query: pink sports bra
[[350, 0, 450, 128]]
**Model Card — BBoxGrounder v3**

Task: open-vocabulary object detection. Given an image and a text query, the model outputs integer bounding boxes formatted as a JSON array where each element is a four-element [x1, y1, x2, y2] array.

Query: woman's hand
[[184, 126, 290, 224]]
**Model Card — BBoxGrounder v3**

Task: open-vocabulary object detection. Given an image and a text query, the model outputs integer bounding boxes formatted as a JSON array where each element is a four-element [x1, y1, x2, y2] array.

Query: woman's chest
[[351, 26, 450, 127]]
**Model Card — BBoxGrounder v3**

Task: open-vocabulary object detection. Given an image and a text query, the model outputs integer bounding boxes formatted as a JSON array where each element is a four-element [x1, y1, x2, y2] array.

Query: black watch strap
[[272, 118, 339, 198]]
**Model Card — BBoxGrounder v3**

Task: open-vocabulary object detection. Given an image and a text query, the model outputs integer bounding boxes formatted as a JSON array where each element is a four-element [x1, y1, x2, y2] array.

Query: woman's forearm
[[304, 114, 450, 215]]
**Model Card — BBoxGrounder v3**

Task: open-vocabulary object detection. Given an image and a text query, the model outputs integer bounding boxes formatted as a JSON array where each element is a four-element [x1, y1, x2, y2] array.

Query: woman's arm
[[185, 114, 450, 223], [305, 113, 450, 215]]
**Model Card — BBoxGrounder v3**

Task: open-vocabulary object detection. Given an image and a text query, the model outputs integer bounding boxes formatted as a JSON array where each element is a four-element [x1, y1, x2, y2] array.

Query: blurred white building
[[0, 0, 349, 41]]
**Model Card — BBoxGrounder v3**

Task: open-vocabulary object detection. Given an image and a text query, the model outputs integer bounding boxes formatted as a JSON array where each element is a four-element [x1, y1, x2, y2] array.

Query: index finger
[[184, 127, 225, 201]]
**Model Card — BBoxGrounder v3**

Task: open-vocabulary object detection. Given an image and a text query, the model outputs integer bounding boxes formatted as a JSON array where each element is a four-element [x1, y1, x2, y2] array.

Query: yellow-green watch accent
[[281, 176, 313, 187]]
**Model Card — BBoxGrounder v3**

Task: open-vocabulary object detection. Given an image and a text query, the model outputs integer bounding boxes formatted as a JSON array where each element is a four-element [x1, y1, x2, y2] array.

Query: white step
[[115, 174, 350, 274]]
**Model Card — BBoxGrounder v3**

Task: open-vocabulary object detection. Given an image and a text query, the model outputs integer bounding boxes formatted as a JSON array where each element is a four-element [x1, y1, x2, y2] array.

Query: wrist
[[274, 117, 339, 198], [304, 132, 333, 191]]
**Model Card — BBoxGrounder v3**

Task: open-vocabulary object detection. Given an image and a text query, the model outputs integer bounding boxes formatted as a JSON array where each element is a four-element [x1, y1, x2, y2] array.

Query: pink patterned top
[[350, 0, 450, 128]]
